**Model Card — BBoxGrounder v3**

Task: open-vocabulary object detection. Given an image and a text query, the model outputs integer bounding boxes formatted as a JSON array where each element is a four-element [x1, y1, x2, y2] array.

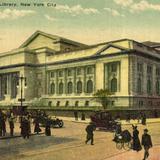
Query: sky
[[0, 0, 160, 52]]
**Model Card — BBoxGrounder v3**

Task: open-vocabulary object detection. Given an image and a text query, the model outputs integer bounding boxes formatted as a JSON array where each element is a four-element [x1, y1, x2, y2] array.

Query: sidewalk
[[0, 132, 44, 140], [56, 116, 160, 125]]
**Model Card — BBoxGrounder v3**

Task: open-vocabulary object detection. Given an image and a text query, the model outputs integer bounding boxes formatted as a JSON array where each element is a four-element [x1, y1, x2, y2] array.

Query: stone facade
[[0, 30, 160, 110]]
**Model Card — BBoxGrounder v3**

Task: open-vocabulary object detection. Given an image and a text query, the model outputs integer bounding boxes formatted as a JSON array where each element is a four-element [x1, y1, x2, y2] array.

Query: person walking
[[8, 116, 14, 136], [142, 113, 146, 125], [45, 117, 51, 136], [33, 117, 41, 134], [141, 129, 152, 160], [132, 125, 142, 152], [21, 116, 30, 139], [2, 115, 6, 136], [85, 122, 96, 145], [74, 111, 78, 121]]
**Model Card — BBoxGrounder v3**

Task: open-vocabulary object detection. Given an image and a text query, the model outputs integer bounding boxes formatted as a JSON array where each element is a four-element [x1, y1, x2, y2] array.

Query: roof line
[[19, 30, 87, 48]]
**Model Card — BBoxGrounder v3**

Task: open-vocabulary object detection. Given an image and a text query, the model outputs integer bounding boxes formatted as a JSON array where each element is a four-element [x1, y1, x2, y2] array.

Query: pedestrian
[[85, 122, 96, 145], [141, 129, 152, 160], [81, 112, 85, 121], [113, 123, 122, 142], [8, 116, 14, 136], [132, 125, 142, 152], [20, 116, 30, 139], [45, 118, 51, 136], [74, 111, 78, 121], [33, 117, 41, 134], [2, 115, 6, 136], [142, 113, 146, 125]]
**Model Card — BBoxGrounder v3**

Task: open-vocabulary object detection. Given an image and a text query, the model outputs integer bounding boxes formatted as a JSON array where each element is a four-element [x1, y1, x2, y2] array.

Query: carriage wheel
[[116, 142, 122, 150], [123, 142, 131, 151]]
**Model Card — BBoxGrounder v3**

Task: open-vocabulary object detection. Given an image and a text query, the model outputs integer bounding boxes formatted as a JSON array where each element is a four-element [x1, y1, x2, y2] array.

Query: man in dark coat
[[85, 122, 96, 145], [1, 115, 6, 136], [34, 117, 41, 134], [132, 125, 142, 152], [8, 116, 14, 136], [45, 118, 51, 136], [142, 113, 146, 125], [141, 129, 152, 160], [21, 116, 30, 139]]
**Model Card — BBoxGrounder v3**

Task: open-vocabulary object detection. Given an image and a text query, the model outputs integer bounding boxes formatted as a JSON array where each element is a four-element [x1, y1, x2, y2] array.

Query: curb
[[0, 132, 44, 140]]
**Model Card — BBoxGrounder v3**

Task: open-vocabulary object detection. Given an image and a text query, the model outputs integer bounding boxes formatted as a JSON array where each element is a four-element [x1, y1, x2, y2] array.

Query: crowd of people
[[0, 109, 52, 139]]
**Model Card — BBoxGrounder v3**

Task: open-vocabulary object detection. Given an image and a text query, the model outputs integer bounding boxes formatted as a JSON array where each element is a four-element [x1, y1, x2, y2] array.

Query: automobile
[[90, 111, 118, 131], [38, 116, 64, 128], [30, 111, 64, 128]]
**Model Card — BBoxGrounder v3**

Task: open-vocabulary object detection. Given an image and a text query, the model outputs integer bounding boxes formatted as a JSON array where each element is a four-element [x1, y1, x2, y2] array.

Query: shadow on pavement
[[0, 135, 77, 156]]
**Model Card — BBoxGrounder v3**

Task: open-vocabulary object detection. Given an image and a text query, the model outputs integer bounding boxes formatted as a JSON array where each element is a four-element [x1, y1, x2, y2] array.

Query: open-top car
[[90, 111, 118, 131], [38, 116, 64, 128]]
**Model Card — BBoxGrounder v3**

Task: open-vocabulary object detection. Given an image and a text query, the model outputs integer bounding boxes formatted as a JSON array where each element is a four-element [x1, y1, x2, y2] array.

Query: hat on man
[[144, 129, 148, 132]]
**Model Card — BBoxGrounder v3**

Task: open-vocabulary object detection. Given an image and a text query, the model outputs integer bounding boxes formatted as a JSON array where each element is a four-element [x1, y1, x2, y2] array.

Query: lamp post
[[17, 75, 27, 114]]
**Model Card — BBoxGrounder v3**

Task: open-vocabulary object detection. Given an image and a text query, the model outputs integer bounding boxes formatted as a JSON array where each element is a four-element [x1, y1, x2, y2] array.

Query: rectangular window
[[50, 71, 55, 78], [147, 65, 152, 74], [111, 64, 117, 72], [137, 63, 143, 72], [67, 69, 72, 76], [58, 71, 63, 77], [156, 68, 160, 76], [87, 67, 93, 74], [77, 68, 82, 75], [138, 101, 143, 107]]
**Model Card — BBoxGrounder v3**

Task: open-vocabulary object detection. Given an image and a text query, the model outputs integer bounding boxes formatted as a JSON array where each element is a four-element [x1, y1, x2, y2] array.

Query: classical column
[[55, 70, 58, 94], [73, 67, 76, 94], [7, 74, 11, 95], [83, 67, 86, 93], [95, 62, 104, 90], [64, 69, 67, 94]]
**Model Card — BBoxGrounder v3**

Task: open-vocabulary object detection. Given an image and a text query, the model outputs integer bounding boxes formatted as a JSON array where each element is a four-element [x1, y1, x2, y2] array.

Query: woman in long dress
[[132, 125, 142, 152]]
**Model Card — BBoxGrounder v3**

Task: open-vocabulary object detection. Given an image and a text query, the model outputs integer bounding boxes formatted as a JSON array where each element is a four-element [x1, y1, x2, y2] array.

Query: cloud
[[113, 0, 133, 7], [130, 0, 160, 12], [0, 9, 36, 20], [114, 0, 160, 13], [55, 4, 99, 15], [44, 14, 57, 21], [104, 8, 125, 17]]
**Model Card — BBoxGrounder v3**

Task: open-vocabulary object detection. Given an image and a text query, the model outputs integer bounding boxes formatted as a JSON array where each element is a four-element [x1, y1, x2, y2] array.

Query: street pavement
[[0, 119, 160, 160]]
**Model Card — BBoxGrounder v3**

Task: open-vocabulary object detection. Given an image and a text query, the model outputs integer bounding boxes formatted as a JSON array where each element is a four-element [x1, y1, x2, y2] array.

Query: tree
[[93, 89, 113, 109]]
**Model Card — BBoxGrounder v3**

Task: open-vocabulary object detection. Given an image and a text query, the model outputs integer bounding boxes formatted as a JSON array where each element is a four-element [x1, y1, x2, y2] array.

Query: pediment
[[101, 46, 122, 55], [19, 31, 58, 49], [95, 44, 130, 56]]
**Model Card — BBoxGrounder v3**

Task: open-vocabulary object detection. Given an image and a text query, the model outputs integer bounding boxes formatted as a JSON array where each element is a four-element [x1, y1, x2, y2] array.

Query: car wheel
[[58, 120, 64, 128]]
